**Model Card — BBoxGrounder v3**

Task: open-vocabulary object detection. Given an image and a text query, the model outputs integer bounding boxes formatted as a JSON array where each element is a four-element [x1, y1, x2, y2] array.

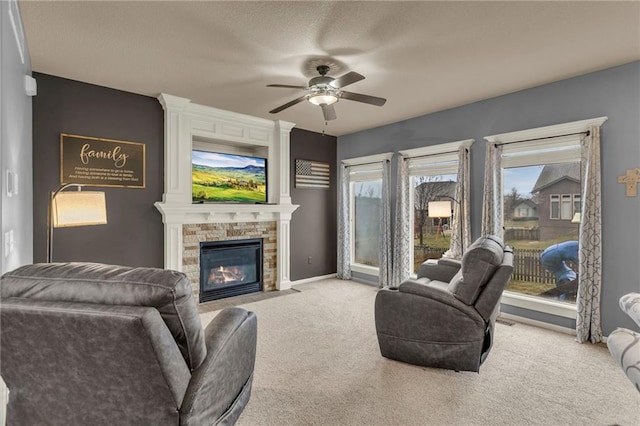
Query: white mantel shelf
[[155, 202, 299, 224]]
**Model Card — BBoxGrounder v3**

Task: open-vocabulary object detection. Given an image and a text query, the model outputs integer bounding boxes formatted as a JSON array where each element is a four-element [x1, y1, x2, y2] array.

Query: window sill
[[501, 291, 577, 319], [350, 263, 379, 276]]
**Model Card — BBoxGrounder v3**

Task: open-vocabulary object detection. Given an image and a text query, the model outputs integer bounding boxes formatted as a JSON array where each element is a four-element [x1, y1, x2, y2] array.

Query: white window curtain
[[337, 164, 351, 280], [379, 159, 392, 287], [444, 146, 471, 259], [391, 155, 411, 286], [576, 126, 603, 343], [482, 143, 504, 239]]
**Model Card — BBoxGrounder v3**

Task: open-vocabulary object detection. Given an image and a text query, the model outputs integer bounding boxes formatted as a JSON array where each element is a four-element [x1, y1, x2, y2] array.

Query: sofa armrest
[[416, 261, 460, 282], [619, 293, 640, 328], [438, 258, 461, 268], [180, 307, 257, 425], [398, 280, 484, 328]]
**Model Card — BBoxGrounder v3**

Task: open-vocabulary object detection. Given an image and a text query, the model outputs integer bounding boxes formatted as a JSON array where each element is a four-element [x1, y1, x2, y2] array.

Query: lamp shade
[[52, 191, 107, 228], [571, 212, 581, 224], [428, 200, 451, 218]]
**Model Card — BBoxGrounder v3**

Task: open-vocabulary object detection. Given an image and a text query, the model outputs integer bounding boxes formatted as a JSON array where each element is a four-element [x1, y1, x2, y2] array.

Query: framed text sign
[[60, 133, 146, 188]]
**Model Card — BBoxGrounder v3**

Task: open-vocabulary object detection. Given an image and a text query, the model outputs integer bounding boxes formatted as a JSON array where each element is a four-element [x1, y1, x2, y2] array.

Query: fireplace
[[199, 238, 263, 302]]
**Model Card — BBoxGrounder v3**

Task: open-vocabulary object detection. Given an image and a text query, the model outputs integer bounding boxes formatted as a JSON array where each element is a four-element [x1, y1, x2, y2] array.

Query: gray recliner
[[375, 235, 513, 372], [0, 262, 257, 426]]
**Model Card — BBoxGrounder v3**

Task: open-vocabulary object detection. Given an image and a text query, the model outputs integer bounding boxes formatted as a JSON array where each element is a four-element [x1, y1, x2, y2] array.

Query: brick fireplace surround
[[154, 94, 299, 300], [182, 222, 278, 299]]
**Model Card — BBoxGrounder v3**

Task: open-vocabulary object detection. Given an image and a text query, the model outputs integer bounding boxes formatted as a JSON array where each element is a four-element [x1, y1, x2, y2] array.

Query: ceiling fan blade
[[267, 84, 306, 89], [269, 95, 307, 114], [340, 91, 387, 106], [322, 104, 337, 121], [330, 71, 365, 88]]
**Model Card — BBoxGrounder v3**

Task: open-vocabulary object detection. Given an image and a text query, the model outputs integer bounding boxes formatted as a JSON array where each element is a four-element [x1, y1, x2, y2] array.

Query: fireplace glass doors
[[199, 238, 263, 302]]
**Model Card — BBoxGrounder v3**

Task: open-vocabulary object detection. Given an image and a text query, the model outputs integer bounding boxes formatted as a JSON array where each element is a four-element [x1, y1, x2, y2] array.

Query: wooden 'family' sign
[[60, 134, 146, 188]]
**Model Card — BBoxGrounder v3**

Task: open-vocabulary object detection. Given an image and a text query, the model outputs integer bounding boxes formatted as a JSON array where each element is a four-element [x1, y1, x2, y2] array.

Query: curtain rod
[[401, 148, 468, 162], [494, 130, 589, 147], [343, 158, 391, 168]]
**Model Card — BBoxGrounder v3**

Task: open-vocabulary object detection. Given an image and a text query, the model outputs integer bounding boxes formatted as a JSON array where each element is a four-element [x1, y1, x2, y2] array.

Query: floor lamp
[[47, 183, 108, 263], [427, 200, 452, 240]]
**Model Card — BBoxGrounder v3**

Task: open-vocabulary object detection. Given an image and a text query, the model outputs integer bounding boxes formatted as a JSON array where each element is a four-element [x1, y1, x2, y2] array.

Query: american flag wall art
[[295, 159, 330, 189]]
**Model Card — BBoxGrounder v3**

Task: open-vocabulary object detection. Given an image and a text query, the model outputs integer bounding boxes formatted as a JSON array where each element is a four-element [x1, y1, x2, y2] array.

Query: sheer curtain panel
[[482, 143, 503, 239], [337, 164, 351, 280], [379, 160, 393, 287], [391, 155, 411, 286]]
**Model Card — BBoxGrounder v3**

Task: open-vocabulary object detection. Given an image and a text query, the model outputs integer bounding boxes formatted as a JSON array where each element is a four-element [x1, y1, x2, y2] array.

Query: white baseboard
[[499, 312, 576, 336], [290, 273, 337, 286]]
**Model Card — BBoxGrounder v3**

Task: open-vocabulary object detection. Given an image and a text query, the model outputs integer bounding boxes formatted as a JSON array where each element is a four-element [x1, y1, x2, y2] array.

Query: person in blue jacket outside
[[540, 240, 579, 286]]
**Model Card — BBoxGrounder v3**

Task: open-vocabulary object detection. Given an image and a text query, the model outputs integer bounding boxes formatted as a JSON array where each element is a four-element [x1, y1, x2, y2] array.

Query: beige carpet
[[200, 279, 640, 426]]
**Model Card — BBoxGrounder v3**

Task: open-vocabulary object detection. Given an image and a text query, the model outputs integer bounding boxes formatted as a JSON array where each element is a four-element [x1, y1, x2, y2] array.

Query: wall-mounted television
[[192, 150, 267, 203]]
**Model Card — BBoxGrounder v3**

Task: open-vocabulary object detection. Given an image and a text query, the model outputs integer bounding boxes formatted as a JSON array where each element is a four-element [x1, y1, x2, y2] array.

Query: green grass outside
[[506, 279, 555, 295], [192, 183, 266, 202], [414, 233, 451, 249]]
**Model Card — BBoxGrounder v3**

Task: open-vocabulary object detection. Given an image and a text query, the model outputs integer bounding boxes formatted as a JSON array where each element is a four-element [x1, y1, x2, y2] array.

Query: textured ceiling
[[20, 1, 640, 136]]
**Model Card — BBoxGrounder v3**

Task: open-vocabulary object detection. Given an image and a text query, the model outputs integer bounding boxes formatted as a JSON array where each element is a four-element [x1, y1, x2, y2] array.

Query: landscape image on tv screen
[[192, 150, 267, 203]]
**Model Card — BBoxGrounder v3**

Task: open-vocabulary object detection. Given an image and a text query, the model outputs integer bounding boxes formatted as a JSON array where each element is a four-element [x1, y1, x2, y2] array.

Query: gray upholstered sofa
[[0, 263, 257, 425], [375, 235, 513, 372]]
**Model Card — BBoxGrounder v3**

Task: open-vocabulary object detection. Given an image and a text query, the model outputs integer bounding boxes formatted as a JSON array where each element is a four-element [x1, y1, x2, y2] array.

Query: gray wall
[[1, 1, 33, 273], [290, 128, 337, 281], [338, 61, 640, 335], [32, 73, 165, 266], [31, 75, 339, 278]]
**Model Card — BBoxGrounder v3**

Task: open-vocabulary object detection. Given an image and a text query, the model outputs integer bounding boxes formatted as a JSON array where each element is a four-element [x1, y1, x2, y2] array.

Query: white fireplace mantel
[[155, 203, 300, 225], [154, 94, 299, 290]]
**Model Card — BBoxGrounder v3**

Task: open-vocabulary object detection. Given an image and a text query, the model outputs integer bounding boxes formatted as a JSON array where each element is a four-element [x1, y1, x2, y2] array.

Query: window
[[503, 158, 581, 306], [550, 193, 581, 220], [497, 133, 584, 310], [561, 194, 572, 219], [352, 180, 382, 267], [486, 116, 606, 321], [550, 195, 560, 219], [411, 173, 457, 273], [343, 152, 393, 275], [573, 194, 581, 215], [399, 139, 473, 275]]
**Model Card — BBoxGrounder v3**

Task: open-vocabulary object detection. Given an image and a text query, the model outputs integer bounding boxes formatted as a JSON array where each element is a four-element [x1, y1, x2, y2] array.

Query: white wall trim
[[351, 263, 379, 276], [398, 138, 474, 158], [501, 291, 577, 319], [342, 152, 393, 166], [498, 312, 576, 336], [485, 116, 608, 144], [290, 273, 338, 286]]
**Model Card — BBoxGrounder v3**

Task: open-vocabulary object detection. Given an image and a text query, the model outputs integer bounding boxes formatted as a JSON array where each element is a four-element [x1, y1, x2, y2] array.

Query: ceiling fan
[[267, 65, 386, 121]]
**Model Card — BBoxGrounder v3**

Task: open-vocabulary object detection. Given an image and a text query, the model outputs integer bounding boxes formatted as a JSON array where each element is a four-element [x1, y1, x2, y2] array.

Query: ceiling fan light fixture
[[308, 93, 339, 106]]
